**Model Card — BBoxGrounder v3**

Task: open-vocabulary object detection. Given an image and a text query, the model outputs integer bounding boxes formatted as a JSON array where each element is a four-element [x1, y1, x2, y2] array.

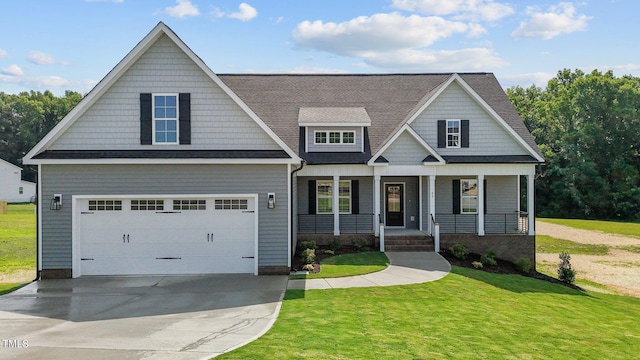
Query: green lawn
[[292, 252, 389, 279], [539, 218, 640, 238], [536, 234, 609, 255], [220, 267, 640, 359], [0, 204, 36, 276]]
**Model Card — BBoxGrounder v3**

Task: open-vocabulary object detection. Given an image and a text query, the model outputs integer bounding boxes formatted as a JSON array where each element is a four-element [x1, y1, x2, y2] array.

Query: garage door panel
[[77, 196, 256, 276]]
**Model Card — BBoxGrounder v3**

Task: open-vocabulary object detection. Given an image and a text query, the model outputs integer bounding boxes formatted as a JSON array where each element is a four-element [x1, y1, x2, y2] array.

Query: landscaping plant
[[558, 252, 576, 284], [450, 243, 469, 260]]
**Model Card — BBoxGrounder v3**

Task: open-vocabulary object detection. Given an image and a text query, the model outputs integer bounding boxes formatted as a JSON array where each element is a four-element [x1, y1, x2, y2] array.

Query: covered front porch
[[296, 168, 536, 239]]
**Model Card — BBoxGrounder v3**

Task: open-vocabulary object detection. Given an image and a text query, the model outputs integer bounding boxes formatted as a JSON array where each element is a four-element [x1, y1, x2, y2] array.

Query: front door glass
[[385, 184, 404, 227]]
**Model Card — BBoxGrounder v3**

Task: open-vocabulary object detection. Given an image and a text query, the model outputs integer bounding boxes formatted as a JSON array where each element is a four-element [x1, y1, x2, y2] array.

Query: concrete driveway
[[0, 275, 288, 360]]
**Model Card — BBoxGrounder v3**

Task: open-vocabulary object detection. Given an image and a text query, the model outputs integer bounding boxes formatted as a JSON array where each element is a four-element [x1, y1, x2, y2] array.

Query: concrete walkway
[[288, 252, 451, 290]]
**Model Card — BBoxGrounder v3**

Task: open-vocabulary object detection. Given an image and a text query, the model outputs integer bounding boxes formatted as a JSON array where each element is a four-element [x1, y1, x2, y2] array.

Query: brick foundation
[[440, 234, 536, 263], [297, 234, 375, 247], [258, 266, 290, 275], [40, 269, 72, 279]]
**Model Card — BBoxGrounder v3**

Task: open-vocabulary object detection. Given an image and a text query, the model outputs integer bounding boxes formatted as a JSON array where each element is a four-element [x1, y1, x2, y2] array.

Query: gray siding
[[306, 127, 363, 152], [381, 131, 429, 165], [412, 82, 527, 156], [40, 164, 289, 269], [49, 35, 280, 151]]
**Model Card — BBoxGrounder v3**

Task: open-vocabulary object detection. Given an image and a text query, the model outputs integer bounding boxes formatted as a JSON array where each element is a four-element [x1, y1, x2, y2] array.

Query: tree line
[[0, 90, 82, 182], [507, 69, 640, 221]]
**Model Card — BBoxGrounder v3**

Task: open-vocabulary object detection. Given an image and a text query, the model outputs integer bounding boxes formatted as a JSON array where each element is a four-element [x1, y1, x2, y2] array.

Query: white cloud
[[1, 64, 23, 76], [499, 71, 555, 88], [228, 3, 257, 22], [512, 2, 591, 40], [293, 13, 470, 56], [391, 0, 515, 21], [27, 51, 66, 65], [0, 74, 97, 94], [165, 0, 200, 19], [212, 3, 258, 22], [362, 48, 509, 71], [0, 49, 8, 59]]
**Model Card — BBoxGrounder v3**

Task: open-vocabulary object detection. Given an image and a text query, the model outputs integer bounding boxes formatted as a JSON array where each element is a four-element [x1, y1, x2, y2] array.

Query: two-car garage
[[73, 195, 258, 277]]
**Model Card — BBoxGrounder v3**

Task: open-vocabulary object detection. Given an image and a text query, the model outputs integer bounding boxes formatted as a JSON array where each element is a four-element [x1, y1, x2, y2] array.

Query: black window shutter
[[452, 179, 461, 214], [179, 93, 191, 145], [437, 120, 446, 148], [308, 180, 316, 215], [461, 120, 470, 148], [140, 93, 152, 145], [483, 179, 487, 214], [351, 180, 359, 214]]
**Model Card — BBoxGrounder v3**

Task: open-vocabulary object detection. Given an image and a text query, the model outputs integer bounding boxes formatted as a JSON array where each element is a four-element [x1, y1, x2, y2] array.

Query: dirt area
[[536, 221, 640, 297], [0, 269, 35, 283]]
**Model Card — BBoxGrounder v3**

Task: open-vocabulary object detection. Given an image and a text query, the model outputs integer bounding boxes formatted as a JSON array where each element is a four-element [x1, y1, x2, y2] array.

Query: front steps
[[383, 235, 435, 252]]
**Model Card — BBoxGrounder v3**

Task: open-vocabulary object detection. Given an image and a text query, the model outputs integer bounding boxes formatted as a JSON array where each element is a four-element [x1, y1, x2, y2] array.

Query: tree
[[0, 90, 82, 182], [507, 69, 640, 220]]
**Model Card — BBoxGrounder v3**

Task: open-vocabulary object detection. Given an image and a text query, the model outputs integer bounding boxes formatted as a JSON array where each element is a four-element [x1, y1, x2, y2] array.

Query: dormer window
[[314, 130, 356, 145]]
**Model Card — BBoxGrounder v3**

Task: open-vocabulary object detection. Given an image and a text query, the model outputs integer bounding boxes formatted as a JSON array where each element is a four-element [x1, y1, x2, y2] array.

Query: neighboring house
[[0, 158, 36, 203], [24, 23, 543, 279]]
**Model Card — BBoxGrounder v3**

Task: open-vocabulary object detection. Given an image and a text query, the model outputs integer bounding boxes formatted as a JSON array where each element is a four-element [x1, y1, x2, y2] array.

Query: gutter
[[289, 160, 305, 266]]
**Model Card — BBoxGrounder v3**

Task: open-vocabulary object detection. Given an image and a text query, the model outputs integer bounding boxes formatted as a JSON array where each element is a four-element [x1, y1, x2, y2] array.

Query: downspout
[[33, 169, 40, 282], [290, 160, 305, 266]]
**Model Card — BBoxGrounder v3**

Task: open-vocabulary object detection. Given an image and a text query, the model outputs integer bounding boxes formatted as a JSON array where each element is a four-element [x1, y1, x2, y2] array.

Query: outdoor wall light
[[50, 194, 62, 210], [267, 193, 276, 209]]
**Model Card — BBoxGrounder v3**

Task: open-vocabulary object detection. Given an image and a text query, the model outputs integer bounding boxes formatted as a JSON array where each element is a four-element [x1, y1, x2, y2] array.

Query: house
[[23, 23, 543, 279], [0, 158, 36, 203]]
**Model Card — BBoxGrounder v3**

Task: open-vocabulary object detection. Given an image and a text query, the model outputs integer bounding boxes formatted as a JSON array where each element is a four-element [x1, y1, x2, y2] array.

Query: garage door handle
[[81, 258, 94, 261], [242, 256, 255, 259], [123, 234, 130, 243], [156, 257, 182, 260]]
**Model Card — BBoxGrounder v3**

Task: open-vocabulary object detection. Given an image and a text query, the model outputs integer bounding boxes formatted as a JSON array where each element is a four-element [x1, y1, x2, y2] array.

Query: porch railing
[[436, 212, 528, 234], [297, 214, 374, 234]]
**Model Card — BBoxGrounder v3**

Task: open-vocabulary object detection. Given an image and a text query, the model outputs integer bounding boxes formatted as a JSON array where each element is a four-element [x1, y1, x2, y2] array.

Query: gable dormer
[[299, 107, 371, 153]]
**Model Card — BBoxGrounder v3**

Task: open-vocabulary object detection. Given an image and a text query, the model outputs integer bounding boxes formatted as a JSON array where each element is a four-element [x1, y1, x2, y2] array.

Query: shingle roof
[[218, 73, 543, 160]]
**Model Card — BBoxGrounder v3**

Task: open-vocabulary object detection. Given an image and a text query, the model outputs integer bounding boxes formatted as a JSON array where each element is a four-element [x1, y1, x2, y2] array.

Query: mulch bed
[[439, 249, 584, 291], [291, 246, 368, 273]]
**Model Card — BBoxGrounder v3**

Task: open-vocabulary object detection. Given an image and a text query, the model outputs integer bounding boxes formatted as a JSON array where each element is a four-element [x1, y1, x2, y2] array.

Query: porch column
[[527, 174, 535, 235], [477, 174, 485, 236], [428, 175, 436, 235], [374, 175, 381, 236], [333, 175, 340, 236]]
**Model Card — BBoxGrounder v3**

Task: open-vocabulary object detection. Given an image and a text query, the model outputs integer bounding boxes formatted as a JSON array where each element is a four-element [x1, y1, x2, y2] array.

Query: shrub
[[515, 256, 532, 273], [324, 249, 335, 255], [472, 261, 483, 269], [450, 244, 469, 260], [297, 240, 317, 254], [302, 248, 316, 264], [351, 237, 369, 252], [480, 251, 497, 266], [558, 252, 576, 284], [328, 238, 342, 252], [302, 264, 314, 272]]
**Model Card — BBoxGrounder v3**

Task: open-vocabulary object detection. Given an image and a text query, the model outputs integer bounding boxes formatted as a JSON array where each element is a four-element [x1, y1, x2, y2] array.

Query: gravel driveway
[[536, 221, 640, 297]]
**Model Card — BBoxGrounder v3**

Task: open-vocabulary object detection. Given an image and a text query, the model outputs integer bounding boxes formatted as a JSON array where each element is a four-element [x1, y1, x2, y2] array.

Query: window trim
[[461, 179, 478, 214], [447, 119, 461, 149], [152, 93, 179, 145], [316, 180, 351, 214], [313, 130, 356, 145]]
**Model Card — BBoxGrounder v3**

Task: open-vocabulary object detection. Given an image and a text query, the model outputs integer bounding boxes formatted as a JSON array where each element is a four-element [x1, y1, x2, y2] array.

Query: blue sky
[[0, 0, 637, 95]]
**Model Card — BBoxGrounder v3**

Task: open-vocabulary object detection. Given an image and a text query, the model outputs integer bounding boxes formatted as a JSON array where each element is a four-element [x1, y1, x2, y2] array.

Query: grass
[[536, 234, 609, 255], [539, 218, 640, 238], [0, 283, 29, 296], [0, 204, 36, 277], [291, 252, 389, 279], [219, 267, 640, 359], [617, 245, 640, 253]]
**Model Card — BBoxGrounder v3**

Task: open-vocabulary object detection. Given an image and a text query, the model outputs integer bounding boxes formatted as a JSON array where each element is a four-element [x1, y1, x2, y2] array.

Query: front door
[[385, 184, 404, 227]]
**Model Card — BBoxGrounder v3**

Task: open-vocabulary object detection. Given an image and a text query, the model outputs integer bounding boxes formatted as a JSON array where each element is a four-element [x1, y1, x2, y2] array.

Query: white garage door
[[75, 196, 256, 276]]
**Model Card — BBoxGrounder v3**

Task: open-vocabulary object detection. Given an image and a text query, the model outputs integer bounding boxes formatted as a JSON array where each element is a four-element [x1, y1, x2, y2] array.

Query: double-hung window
[[447, 120, 460, 148], [316, 180, 351, 214], [461, 179, 478, 214], [153, 94, 178, 144]]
